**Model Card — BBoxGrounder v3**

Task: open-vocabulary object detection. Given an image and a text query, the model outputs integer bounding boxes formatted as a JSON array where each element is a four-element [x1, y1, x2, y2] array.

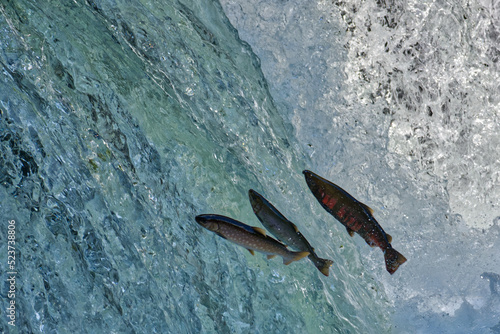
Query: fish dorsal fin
[[253, 226, 267, 236], [386, 233, 392, 243], [361, 203, 374, 215], [247, 249, 255, 256]]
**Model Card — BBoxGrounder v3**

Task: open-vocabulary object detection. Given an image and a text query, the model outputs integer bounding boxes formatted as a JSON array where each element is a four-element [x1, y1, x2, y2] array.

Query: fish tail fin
[[283, 251, 310, 265], [384, 248, 407, 274], [314, 258, 334, 277]]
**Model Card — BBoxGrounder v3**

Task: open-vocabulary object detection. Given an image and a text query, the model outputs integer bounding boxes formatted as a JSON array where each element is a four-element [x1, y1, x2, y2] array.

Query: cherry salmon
[[303, 170, 406, 274], [248, 189, 333, 276], [195, 214, 310, 265]]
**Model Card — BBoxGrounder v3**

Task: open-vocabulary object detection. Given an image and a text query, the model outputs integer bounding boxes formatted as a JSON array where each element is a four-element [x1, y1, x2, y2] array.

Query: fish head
[[303, 170, 321, 191], [248, 189, 264, 214], [195, 215, 221, 232]]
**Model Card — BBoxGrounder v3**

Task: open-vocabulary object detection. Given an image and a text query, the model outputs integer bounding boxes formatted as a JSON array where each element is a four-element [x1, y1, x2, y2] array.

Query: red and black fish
[[303, 170, 406, 274]]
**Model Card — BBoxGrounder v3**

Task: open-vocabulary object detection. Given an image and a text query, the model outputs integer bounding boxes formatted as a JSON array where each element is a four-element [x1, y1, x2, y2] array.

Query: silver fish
[[249, 189, 333, 276]]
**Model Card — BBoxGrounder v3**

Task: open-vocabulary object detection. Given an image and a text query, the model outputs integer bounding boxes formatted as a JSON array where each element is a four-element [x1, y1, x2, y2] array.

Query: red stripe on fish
[[345, 216, 362, 231], [337, 206, 347, 219], [337, 207, 362, 231], [321, 193, 338, 209]]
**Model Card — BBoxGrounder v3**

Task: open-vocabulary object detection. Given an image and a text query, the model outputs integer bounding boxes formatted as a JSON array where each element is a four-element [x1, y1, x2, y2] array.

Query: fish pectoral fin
[[267, 254, 276, 259], [291, 222, 299, 233], [253, 226, 267, 236], [361, 203, 374, 215], [346, 227, 355, 237], [386, 233, 392, 243], [247, 249, 255, 256]]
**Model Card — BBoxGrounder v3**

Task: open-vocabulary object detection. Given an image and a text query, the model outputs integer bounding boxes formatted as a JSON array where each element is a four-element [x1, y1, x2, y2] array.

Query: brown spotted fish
[[303, 170, 406, 274], [248, 189, 333, 276], [195, 214, 310, 265]]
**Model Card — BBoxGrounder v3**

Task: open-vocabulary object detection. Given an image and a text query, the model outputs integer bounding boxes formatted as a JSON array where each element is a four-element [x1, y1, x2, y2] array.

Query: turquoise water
[[1, 0, 499, 333]]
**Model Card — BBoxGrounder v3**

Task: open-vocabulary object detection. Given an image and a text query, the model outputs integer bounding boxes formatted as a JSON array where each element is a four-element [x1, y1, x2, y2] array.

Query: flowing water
[[0, 0, 499, 333]]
